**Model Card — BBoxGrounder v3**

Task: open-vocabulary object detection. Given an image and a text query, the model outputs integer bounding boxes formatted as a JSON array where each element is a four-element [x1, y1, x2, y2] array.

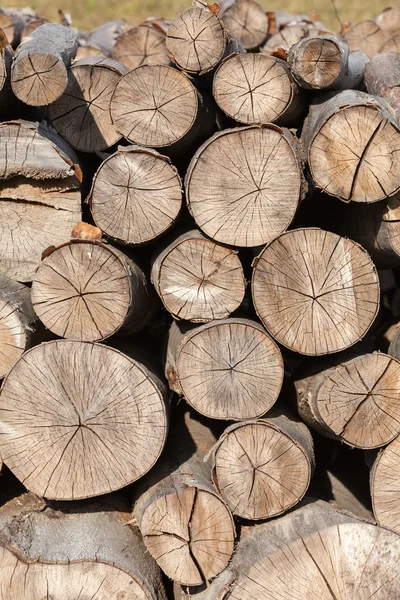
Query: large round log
[[186, 125, 306, 247], [113, 20, 170, 70], [365, 52, 400, 121], [88, 145, 183, 245], [166, 318, 284, 420], [0, 339, 168, 499], [211, 413, 314, 520], [220, 0, 269, 50], [301, 90, 400, 203], [252, 227, 380, 355], [346, 21, 385, 58], [151, 230, 245, 322], [370, 434, 400, 535]]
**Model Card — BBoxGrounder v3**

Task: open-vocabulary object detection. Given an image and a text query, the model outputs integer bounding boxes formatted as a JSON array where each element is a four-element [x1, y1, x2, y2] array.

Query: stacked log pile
[[0, 2, 400, 598]]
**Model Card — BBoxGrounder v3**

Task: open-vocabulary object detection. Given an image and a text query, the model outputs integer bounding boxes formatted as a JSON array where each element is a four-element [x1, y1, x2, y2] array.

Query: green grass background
[[1, 0, 391, 34]]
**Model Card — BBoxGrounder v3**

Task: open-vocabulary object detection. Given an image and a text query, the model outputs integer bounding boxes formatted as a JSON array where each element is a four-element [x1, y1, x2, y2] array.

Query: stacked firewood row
[[0, 2, 400, 598]]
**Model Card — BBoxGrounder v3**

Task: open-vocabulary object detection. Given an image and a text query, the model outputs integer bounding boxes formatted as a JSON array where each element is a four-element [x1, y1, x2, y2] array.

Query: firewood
[[113, 20, 170, 70], [84, 19, 130, 57], [375, 6, 400, 39], [261, 24, 308, 53], [88, 145, 183, 245], [210, 413, 315, 519], [301, 90, 400, 203], [346, 21, 385, 57], [21, 17, 47, 39], [0, 339, 168, 499], [0, 8, 37, 47], [252, 228, 380, 355], [220, 0, 269, 50], [370, 434, 400, 534], [11, 24, 78, 106], [380, 34, 400, 52], [133, 409, 236, 586], [151, 230, 245, 322], [213, 53, 306, 126], [185, 125, 306, 247], [166, 318, 284, 420]]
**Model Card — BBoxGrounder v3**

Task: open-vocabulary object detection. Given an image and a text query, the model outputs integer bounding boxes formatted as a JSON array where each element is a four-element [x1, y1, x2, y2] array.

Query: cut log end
[[371, 434, 400, 534], [0, 296, 26, 379], [113, 23, 170, 70], [221, 0, 269, 50], [289, 37, 344, 89], [261, 24, 307, 53], [346, 21, 385, 57], [11, 53, 67, 106]]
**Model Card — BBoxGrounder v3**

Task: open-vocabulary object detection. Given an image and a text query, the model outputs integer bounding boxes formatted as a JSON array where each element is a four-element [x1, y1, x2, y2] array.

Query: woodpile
[[0, 2, 400, 598]]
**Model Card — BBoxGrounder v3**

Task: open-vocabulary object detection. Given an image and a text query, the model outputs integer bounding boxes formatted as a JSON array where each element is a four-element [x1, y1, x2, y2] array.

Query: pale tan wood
[[211, 413, 315, 519], [0, 36, 12, 93], [85, 19, 130, 57], [151, 230, 245, 322], [0, 8, 37, 47], [167, 318, 284, 420], [221, 0, 269, 50], [186, 125, 305, 247], [21, 17, 47, 39], [0, 339, 168, 499], [261, 24, 308, 53], [113, 21, 170, 70], [375, 6, 400, 39], [365, 53, 400, 122], [252, 228, 380, 356], [380, 35, 400, 53], [346, 21, 385, 57], [370, 434, 400, 534], [88, 145, 182, 245]]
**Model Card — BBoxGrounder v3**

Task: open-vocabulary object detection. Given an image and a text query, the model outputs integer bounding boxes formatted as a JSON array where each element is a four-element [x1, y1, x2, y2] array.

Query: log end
[[11, 52, 68, 106]]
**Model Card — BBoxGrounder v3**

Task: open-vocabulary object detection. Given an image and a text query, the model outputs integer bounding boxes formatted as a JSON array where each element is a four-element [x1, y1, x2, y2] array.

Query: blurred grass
[[0, 0, 392, 33]]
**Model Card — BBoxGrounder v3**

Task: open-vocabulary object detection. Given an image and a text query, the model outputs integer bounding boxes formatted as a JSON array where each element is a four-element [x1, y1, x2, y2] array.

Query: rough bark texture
[[113, 20, 170, 70], [88, 145, 183, 245], [0, 8, 36, 47], [346, 21, 385, 58], [370, 434, 400, 535], [252, 228, 380, 355], [211, 413, 315, 520], [21, 17, 48, 39], [213, 53, 306, 126], [186, 125, 306, 247], [11, 24, 78, 106], [365, 52, 400, 122], [301, 90, 400, 203], [133, 409, 235, 587], [151, 230, 245, 322], [221, 0, 269, 50], [166, 318, 284, 420], [0, 340, 168, 500]]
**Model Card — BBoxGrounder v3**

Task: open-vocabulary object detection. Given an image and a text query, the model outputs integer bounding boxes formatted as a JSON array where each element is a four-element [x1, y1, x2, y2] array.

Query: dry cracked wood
[[252, 228, 380, 355], [261, 24, 308, 53], [0, 493, 167, 599], [295, 352, 400, 449], [370, 434, 400, 535], [365, 52, 400, 122], [301, 90, 400, 203], [48, 57, 127, 153], [88, 145, 182, 245], [380, 35, 400, 53], [0, 340, 168, 499], [346, 21, 386, 58], [151, 230, 245, 322], [113, 20, 170, 70], [375, 6, 400, 39], [31, 240, 155, 341], [84, 19, 130, 57], [211, 413, 315, 520], [221, 0, 269, 50], [166, 318, 284, 419], [11, 24, 78, 107], [213, 53, 305, 126], [133, 410, 235, 587], [0, 8, 36, 47], [186, 125, 305, 247]]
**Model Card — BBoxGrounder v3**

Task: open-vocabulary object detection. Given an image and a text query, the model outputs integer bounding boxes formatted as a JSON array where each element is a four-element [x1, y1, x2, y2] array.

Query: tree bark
[[11, 24, 78, 106], [84, 19, 130, 57], [21, 17, 48, 39], [252, 227, 380, 355], [0, 492, 167, 599], [213, 53, 306, 126], [48, 56, 128, 153], [0, 8, 37, 47], [185, 125, 306, 247], [370, 434, 400, 535], [301, 90, 400, 203], [113, 19, 170, 70], [387, 320, 400, 359], [0, 339, 168, 500], [88, 145, 183, 245], [132, 409, 236, 587], [220, 0, 269, 50], [151, 230, 245, 322], [365, 52, 400, 121], [165, 318, 284, 420], [345, 20, 385, 58], [211, 412, 315, 520]]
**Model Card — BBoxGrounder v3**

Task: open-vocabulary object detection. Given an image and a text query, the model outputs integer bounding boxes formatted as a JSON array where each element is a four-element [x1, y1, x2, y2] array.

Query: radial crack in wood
[[261, 24, 308, 53], [371, 434, 400, 535], [346, 21, 385, 58], [221, 0, 269, 50], [113, 21, 170, 70]]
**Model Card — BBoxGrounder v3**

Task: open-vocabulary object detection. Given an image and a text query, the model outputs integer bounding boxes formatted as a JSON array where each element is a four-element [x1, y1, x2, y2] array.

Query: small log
[[21, 17, 47, 39], [261, 24, 308, 53], [85, 19, 130, 57], [0, 8, 36, 47], [221, 0, 269, 50], [213, 53, 306, 126], [0, 492, 167, 599], [166, 318, 284, 420], [380, 35, 400, 53], [252, 227, 380, 355], [11, 24, 78, 106], [295, 352, 400, 449], [151, 230, 245, 322], [370, 434, 400, 534], [88, 145, 183, 245], [113, 20, 170, 70], [387, 319, 400, 358], [375, 6, 400, 39], [133, 409, 236, 586], [48, 56, 127, 153], [346, 21, 385, 57], [301, 90, 400, 203], [166, 7, 243, 76], [110, 64, 216, 153], [185, 125, 306, 247], [0, 339, 168, 499], [211, 413, 315, 520]]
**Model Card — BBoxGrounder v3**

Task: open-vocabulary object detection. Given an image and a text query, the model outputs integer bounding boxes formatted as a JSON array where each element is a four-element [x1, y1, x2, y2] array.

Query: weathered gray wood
[[0, 7, 37, 47], [85, 19, 130, 56], [365, 52, 400, 122], [113, 19, 170, 69]]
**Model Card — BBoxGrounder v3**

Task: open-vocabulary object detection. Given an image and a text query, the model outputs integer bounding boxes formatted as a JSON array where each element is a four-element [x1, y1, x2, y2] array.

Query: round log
[[85, 19, 130, 57], [88, 145, 182, 245], [252, 227, 380, 356], [48, 57, 127, 153], [261, 24, 308, 53], [295, 352, 400, 448], [113, 21, 170, 70], [346, 21, 385, 57], [221, 0, 269, 50], [151, 230, 245, 322], [380, 35, 400, 53], [21, 17, 47, 39], [11, 24, 78, 106], [213, 53, 305, 126], [185, 125, 306, 247], [370, 434, 400, 534], [211, 414, 315, 520], [167, 318, 284, 420], [0, 8, 35, 47], [0, 339, 168, 499], [375, 6, 400, 39], [301, 90, 400, 203]]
